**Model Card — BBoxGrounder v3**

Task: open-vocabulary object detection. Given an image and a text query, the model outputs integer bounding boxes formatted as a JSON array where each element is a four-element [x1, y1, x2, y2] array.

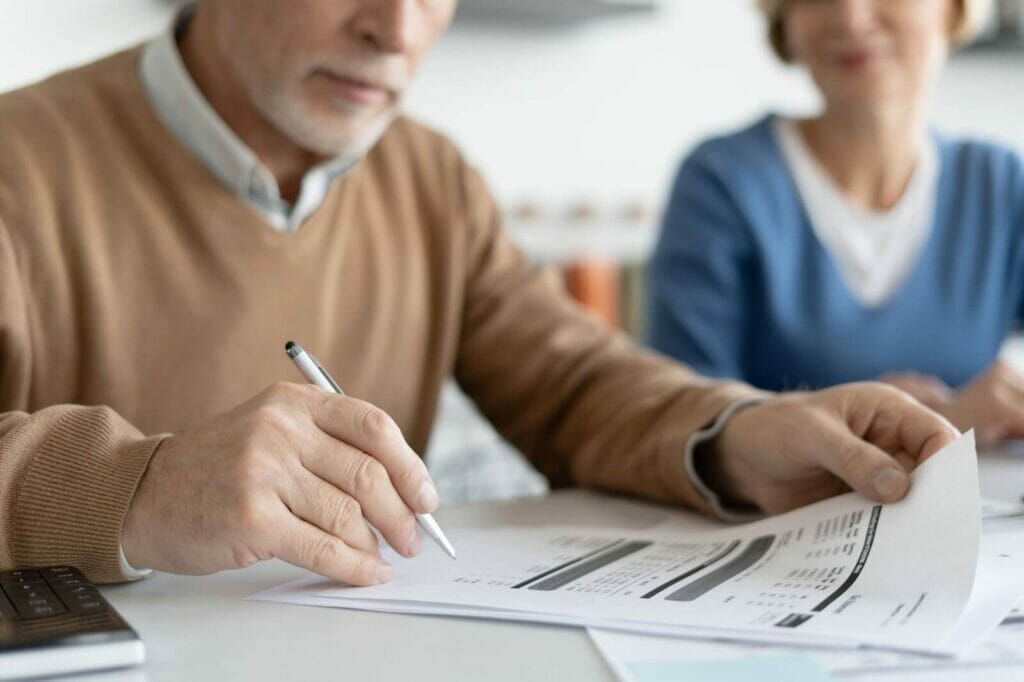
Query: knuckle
[[234, 497, 269, 537], [273, 380, 304, 397], [361, 406, 400, 447], [344, 553, 376, 584], [261, 381, 295, 404], [229, 544, 261, 569], [234, 443, 268, 481], [352, 457, 387, 498], [248, 404, 305, 450], [397, 460, 426, 491], [837, 443, 865, 478], [333, 495, 363, 530], [306, 534, 340, 574], [249, 404, 291, 437]]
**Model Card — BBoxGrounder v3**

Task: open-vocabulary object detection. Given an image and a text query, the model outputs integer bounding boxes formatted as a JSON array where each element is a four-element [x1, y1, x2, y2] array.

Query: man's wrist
[[683, 397, 765, 521], [119, 546, 153, 579]]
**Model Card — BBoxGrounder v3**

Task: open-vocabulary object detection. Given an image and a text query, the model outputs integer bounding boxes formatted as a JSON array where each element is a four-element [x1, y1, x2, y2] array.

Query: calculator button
[[0, 578, 46, 591], [27, 604, 61, 617], [9, 586, 68, 619], [67, 598, 105, 613], [0, 573, 44, 587], [54, 584, 99, 599], [43, 566, 79, 576], [0, 590, 17, 620], [7, 569, 41, 578]]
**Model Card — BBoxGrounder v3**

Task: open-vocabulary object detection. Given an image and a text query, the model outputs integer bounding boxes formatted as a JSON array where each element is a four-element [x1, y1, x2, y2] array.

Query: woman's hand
[[882, 362, 1024, 447]]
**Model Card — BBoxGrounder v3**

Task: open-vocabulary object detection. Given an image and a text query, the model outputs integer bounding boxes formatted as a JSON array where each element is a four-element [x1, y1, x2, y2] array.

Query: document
[[253, 433, 1015, 654], [588, 622, 1024, 681]]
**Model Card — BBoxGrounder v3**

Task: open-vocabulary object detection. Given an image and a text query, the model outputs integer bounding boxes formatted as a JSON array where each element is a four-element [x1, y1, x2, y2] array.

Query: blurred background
[[2, 0, 1022, 504]]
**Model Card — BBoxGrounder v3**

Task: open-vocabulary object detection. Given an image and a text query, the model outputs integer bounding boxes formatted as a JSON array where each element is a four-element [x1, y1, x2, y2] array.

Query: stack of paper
[[252, 433, 1024, 657]]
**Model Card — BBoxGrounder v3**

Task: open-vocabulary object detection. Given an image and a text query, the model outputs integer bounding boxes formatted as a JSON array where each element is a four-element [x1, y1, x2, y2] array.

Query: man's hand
[[121, 382, 439, 585], [697, 383, 960, 515]]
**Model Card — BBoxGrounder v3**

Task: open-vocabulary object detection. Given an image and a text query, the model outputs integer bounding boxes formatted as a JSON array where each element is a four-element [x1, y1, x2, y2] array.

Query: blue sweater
[[648, 116, 1024, 392]]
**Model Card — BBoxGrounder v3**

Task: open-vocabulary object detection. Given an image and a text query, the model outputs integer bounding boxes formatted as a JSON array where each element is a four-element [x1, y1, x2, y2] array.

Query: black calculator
[[0, 566, 144, 680]]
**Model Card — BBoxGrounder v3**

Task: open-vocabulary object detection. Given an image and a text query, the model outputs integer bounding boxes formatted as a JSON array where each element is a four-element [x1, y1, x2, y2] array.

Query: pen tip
[[285, 341, 303, 359]]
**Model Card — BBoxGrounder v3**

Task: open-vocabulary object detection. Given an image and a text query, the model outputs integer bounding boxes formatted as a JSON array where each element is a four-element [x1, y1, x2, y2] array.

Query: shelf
[[455, 0, 657, 24]]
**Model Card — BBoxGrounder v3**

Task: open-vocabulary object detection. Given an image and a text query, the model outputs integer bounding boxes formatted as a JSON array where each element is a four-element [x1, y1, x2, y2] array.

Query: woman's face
[[784, 0, 956, 112]]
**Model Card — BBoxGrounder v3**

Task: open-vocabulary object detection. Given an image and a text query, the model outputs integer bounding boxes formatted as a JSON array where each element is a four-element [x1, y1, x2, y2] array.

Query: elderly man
[[0, 0, 955, 586]]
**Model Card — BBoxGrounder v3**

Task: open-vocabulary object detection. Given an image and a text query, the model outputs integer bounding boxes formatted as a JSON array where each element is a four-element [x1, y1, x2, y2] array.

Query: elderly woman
[[648, 0, 1024, 445]]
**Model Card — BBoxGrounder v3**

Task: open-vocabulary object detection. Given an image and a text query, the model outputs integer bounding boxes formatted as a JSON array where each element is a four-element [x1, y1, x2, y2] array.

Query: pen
[[284, 341, 457, 560]]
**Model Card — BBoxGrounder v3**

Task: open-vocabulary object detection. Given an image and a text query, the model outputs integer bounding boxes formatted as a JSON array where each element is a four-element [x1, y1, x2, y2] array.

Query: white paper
[[981, 498, 1024, 520], [253, 433, 994, 654], [588, 521, 1024, 679]]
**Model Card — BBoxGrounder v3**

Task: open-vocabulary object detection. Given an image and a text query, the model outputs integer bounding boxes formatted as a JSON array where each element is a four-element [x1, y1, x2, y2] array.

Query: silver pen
[[285, 341, 457, 559]]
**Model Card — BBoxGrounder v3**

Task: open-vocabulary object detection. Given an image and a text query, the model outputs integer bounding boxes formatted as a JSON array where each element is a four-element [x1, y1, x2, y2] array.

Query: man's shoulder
[[0, 48, 145, 181], [0, 47, 142, 131]]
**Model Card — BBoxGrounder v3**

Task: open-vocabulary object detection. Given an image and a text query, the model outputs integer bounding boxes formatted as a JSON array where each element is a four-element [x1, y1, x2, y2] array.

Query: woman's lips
[[836, 49, 883, 69]]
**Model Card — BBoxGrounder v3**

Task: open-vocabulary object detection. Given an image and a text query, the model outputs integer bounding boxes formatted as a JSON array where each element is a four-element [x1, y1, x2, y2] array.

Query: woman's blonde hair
[[760, 0, 994, 62]]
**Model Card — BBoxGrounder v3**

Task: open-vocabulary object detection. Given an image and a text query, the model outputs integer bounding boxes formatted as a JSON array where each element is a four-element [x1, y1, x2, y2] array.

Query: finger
[[312, 396, 438, 514], [272, 511, 392, 586], [993, 361, 1024, 391], [913, 378, 953, 407], [806, 416, 912, 503], [861, 387, 959, 466], [301, 432, 421, 558], [280, 469, 380, 556], [882, 373, 951, 404], [892, 451, 916, 473], [997, 378, 1024, 405], [989, 404, 1024, 440]]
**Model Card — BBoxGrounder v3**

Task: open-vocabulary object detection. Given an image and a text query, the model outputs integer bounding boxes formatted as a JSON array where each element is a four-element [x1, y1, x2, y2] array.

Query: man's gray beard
[[258, 89, 399, 163]]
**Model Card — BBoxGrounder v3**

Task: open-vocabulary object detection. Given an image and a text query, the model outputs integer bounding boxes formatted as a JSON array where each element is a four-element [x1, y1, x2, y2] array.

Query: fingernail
[[417, 481, 439, 512], [405, 527, 422, 557], [873, 468, 907, 500], [375, 562, 394, 584]]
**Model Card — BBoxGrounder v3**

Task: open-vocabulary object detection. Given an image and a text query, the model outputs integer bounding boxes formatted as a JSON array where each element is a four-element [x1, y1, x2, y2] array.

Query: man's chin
[[279, 112, 397, 161]]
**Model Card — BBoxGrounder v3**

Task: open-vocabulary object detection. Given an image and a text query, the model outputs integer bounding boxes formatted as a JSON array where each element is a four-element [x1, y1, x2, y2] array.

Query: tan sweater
[[0, 49, 760, 583]]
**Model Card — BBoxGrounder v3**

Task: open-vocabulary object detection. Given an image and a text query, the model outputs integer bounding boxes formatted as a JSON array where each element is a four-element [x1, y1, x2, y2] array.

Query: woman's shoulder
[[936, 133, 1024, 185], [682, 115, 784, 176], [670, 115, 799, 222]]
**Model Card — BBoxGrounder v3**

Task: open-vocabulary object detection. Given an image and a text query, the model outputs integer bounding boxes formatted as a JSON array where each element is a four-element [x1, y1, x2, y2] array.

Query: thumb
[[812, 421, 910, 503]]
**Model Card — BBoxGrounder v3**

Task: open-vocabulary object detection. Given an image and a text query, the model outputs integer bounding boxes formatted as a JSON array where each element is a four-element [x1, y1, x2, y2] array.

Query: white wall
[[1, 1, 1022, 208]]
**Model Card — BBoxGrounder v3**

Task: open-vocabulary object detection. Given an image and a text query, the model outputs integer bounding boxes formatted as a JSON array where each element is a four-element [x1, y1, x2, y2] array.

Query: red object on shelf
[[564, 260, 620, 329]]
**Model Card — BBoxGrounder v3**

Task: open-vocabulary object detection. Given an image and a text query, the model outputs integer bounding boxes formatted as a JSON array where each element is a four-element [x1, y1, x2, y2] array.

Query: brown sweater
[[0, 48, 760, 583]]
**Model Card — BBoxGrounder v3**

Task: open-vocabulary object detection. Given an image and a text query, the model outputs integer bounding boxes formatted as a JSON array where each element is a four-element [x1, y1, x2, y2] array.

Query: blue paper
[[625, 654, 836, 682]]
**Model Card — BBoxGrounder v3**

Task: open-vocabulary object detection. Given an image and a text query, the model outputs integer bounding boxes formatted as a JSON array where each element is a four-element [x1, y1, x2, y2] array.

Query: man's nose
[[354, 0, 418, 54]]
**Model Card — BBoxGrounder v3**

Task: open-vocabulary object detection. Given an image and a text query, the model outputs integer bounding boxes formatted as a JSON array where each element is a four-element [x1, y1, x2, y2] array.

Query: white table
[[84, 445, 1024, 682]]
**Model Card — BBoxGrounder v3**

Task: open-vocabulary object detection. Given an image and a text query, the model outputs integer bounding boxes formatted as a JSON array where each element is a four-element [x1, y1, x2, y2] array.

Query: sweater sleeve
[[647, 149, 755, 380], [0, 217, 164, 584], [451, 159, 765, 513]]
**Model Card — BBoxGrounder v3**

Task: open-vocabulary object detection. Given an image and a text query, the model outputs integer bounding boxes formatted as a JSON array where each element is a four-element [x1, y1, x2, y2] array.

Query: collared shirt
[[138, 9, 354, 233]]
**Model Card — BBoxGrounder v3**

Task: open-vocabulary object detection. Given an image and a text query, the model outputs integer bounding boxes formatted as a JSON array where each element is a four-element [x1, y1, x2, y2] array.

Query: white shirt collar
[[773, 116, 939, 308], [139, 7, 354, 233]]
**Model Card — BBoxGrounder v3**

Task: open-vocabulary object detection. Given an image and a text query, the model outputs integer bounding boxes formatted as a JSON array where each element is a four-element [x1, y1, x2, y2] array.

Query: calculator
[[0, 566, 144, 680]]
